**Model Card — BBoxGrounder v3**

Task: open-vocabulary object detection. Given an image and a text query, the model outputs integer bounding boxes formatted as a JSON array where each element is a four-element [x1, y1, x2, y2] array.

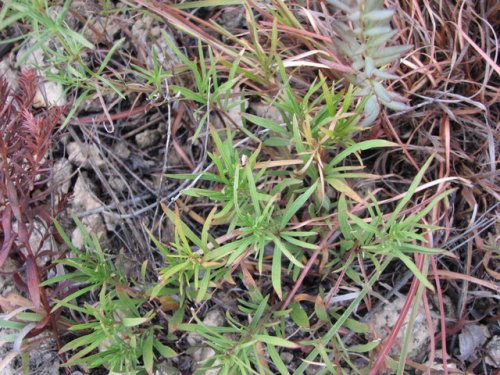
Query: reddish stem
[[431, 256, 449, 374], [368, 253, 424, 375], [281, 224, 338, 310]]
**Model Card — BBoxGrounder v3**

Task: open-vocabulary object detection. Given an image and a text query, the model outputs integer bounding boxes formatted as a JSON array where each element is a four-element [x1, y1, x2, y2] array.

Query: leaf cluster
[[328, 0, 413, 126]]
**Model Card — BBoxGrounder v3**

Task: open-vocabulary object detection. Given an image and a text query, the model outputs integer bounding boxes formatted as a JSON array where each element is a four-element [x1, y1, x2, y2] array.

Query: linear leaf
[[266, 344, 289, 375], [272, 244, 283, 300], [242, 113, 287, 135], [273, 237, 304, 268], [387, 155, 434, 227], [329, 140, 396, 167], [393, 249, 434, 291], [280, 182, 317, 229], [143, 332, 154, 374], [290, 302, 310, 328], [254, 335, 299, 348]]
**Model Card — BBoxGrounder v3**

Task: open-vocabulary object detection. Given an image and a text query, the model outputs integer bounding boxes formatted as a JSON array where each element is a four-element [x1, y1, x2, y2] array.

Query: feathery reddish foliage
[[0, 70, 64, 311]]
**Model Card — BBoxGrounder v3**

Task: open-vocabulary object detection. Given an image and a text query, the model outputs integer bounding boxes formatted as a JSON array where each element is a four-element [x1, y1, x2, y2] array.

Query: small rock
[[135, 129, 160, 149], [191, 347, 220, 375], [369, 296, 438, 360], [305, 364, 323, 375], [71, 175, 105, 248], [192, 347, 216, 362], [203, 309, 226, 327], [250, 101, 284, 125], [108, 176, 127, 192], [17, 44, 66, 108], [67, 142, 105, 168], [0, 59, 19, 91], [213, 89, 248, 129], [186, 309, 225, 346], [83, 15, 121, 45], [113, 142, 131, 160], [154, 363, 180, 374], [103, 213, 119, 233], [0, 258, 18, 298], [281, 351, 294, 364], [28, 219, 51, 256], [218, 7, 245, 29], [486, 335, 500, 368], [458, 324, 490, 361], [32, 78, 66, 108], [50, 158, 72, 195], [71, 175, 101, 212], [131, 15, 180, 72]]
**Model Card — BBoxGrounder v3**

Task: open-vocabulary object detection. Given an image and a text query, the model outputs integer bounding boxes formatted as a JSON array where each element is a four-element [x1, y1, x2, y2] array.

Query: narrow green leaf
[[331, 314, 370, 333], [273, 237, 304, 268], [264, 137, 290, 147], [53, 218, 78, 253], [365, 26, 392, 37], [143, 332, 154, 374], [168, 306, 185, 333], [329, 140, 396, 167], [254, 335, 299, 348], [0, 320, 25, 330], [122, 317, 150, 327], [249, 295, 269, 330], [245, 164, 261, 216], [170, 85, 206, 104], [393, 249, 434, 291], [387, 155, 434, 227], [272, 244, 283, 300], [51, 284, 97, 313], [96, 37, 125, 75], [347, 213, 379, 234], [314, 296, 329, 322], [399, 243, 446, 255], [196, 269, 211, 303], [280, 231, 317, 237], [282, 235, 318, 250], [326, 178, 362, 203], [60, 331, 105, 353], [154, 341, 178, 358], [290, 302, 310, 328], [338, 194, 352, 240], [280, 182, 317, 229], [159, 262, 190, 285], [266, 344, 290, 375], [383, 99, 411, 111], [328, 0, 353, 13], [372, 81, 392, 103], [207, 237, 253, 261], [243, 113, 287, 135]]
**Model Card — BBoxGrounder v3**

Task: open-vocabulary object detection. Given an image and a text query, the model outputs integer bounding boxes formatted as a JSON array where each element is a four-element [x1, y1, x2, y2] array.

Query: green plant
[[180, 295, 299, 375], [164, 37, 244, 140], [148, 205, 227, 303], [339, 156, 454, 290], [242, 63, 396, 209], [1, 0, 488, 373], [44, 218, 177, 374], [0, 0, 178, 127], [164, 133, 319, 300]]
